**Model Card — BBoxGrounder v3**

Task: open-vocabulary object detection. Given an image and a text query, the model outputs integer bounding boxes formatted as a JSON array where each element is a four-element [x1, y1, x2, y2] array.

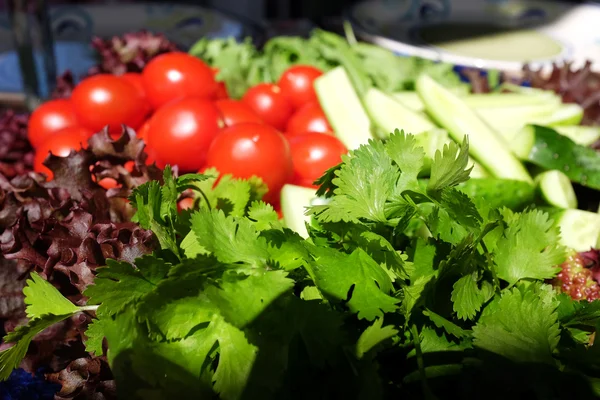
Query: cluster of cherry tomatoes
[[28, 52, 348, 206]]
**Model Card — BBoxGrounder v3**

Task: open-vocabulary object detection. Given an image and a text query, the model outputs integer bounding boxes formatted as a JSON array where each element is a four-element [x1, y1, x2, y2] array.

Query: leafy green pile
[[2, 131, 600, 399], [189, 29, 467, 99]]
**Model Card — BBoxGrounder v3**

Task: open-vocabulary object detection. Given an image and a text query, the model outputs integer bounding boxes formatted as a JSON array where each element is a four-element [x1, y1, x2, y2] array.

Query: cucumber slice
[[280, 184, 318, 239], [551, 209, 600, 251], [393, 91, 425, 112], [365, 88, 436, 138], [533, 103, 584, 126], [416, 74, 532, 183], [475, 103, 560, 125], [469, 158, 490, 178], [512, 125, 600, 190], [314, 66, 374, 150], [535, 170, 578, 209], [553, 125, 600, 146], [457, 178, 535, 210], [463, 92, 561, 108], [412, 129, 489, 178]]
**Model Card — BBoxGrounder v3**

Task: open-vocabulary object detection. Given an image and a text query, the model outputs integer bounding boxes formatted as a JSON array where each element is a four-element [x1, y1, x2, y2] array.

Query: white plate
[[349, 0, 600, 74]]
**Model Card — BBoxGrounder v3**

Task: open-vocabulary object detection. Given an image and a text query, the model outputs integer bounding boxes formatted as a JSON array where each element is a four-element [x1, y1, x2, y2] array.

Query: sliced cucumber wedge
[[416, 74, 532, 183], [314, 66, 374, 150], [280, 184, 319, 239], [533, 103, 584, 126], [457, 178, 535, 210], [535, 170, 577, 209], [365, 88, 436, 138], [553, 125, 600, 146], [511, 125, 600, 190], [551, 209, 600, 252], [463, 92, 561, 108], [393, 91, 425, 112]]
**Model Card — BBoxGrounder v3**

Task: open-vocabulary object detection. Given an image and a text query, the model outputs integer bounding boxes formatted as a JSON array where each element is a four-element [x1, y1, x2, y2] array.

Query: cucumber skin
[[457, 179, 535, 210], [519, 125, 600, 191]]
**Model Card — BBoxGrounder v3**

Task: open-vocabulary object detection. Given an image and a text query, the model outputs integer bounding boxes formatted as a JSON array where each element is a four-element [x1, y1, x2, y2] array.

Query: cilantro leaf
[[309, 247, 398, 320], [472, 285, 561, 364], [356, 318, 399, 359], [85, 256, 170, 316], [493, 209, 565, 285], [423, 308, 469, 339], [212, 316, 258, 400], [427, 136, 472, 195], [190, 208, 270, 267], [557, 294, 600, 328], [247, 201, 282, 231], [451, 273, 494, 321], [23, 272, 79, 319], [206, 270, 294, 328], [131, 180, 180, 257], [0, 314, 73, 380], [85, 317, 108, 356], [310, 139, 398, 224], [385, 130, 425, 193], [439, 187, 482, 230]]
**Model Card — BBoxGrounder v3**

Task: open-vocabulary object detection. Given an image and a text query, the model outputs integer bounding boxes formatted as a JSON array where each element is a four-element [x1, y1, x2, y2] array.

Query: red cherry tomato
[[142, 52, 218, 109], [146, 97, 222, 172], [278, 65, 323, 110], [177, 197, 195, 212], [27, 99, 79, 148], [71, 74, 147, 133], [137, 120, 150, 141], [206, 122, 292, 204], [34, 127, 86, 179], [212, 68, 229, 100], [241, 83, 293, 131], [121, 72, 151, 113], [215, 99, 263, 127], [286, 102, 333, 135], [288, 132, 347, 188]]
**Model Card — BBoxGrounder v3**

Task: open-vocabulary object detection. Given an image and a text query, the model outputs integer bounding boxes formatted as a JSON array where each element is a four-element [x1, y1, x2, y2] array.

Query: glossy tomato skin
[[241, 83, 293, 131], [137, 120, 151, 140], [142, 52, 218, 109], [71, 74, 147, 133], [206, 123, 293, 204], [215, 99, 262, 127], [28, 99, 79, 149], [286, 102, 333, 135], [121, 72, 151, 113], [278, 65, 323, 110], [146, 97, 222, 172], [288, 132, 347, 188], [212, 68, 229, 100], [34, 127, 86, 179]]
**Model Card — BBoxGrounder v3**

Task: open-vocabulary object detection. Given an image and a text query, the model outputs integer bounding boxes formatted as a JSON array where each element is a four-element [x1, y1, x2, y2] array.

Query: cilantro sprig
[[2, 131, 599, 399]]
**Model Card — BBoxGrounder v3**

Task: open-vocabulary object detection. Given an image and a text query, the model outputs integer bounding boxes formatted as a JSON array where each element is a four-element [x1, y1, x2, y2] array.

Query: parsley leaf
[[472, 285, 561, 364], [85, 318, 108, 356], [427, 136, 472, 196], [451, 273, 494, 321], [247, 201, 282, 231], [310, 139, 398, 223], [206, 270, 294, 328], [211, 315, 258, 400], [423, 308, 469, 339], [309, 247, 398, 320], [190, 208, 270, 266], [356, 318, 399, 359], [0, 314, 73, 380], [23, 272, 79, 319], [493, 209, 565, 285], [85, 256, 170, 316]]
